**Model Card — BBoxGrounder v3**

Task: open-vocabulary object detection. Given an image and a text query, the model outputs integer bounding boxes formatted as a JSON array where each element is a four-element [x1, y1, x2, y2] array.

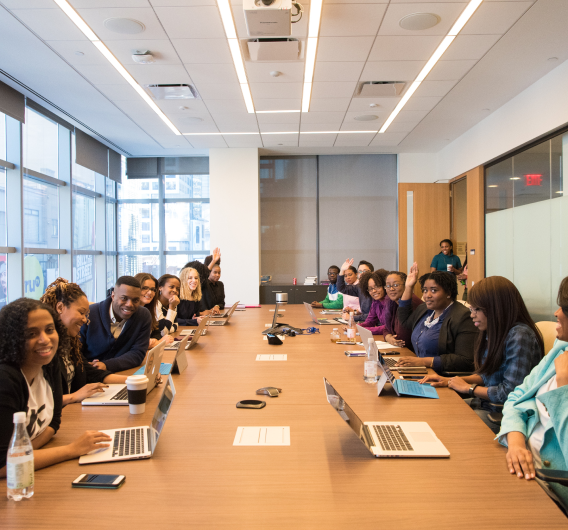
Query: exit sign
[[525, 174, 543, 186]]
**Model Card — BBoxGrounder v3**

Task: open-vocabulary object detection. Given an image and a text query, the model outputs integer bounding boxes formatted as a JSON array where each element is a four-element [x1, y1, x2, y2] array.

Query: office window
[[164, 174, 209, 199], [0, 112, 6, 161], [73, 192, 95, 251], [118, 254, 160, 277], [0, 254, 6, 309], [72, 137, 96, 191], [24, 108, 58, 179], [166, 254, 195, 276], [73, 254, 95, 301], [23, 177, 59, 248], [24, 254, 59, 300]]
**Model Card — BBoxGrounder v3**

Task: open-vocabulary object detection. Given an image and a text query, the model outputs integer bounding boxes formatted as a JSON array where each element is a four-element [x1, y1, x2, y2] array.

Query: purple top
[[383, 295, 424, 352], [360, 298, 389, 335]]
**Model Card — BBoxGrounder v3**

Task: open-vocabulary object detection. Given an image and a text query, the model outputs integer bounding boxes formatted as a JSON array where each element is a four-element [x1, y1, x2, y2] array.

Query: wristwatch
[[468, 384, 478, 397]]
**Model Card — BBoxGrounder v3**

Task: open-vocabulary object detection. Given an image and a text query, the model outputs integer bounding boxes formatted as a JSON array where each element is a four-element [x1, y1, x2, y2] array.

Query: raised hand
[[406, 262, 419, 288], [340, 258, 354, 273]]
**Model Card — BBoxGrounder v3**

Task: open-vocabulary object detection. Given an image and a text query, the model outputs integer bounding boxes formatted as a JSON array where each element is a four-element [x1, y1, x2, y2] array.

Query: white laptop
[[208, 301, 239, 326], [303, 302, 341, 325], [324, 377, 449, 458], [79, 375, 176, 464], [208, 302, 238, 318], [166, 316, 209, 355], [356, 324, 400, 370], [81, 341, 166, 406]]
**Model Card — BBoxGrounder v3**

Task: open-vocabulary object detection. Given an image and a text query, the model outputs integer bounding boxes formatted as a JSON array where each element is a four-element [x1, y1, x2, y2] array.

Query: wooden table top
[[2, 305, 566, 528]]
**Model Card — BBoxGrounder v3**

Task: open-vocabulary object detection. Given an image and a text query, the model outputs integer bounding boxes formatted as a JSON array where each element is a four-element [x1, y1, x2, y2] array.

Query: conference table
[[2, 305, 566, 528]]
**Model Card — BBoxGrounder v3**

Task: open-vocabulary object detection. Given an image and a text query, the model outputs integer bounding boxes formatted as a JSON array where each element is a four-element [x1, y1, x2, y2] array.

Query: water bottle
[[7, 412, 34, 501], [364, 338, 379, 383], [346, 313, 356, 343]]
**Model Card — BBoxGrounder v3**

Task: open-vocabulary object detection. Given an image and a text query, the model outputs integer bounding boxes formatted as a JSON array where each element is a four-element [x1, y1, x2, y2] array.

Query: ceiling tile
[[205, 99, 248, 113], [347, 97, 398, 112], [403, 96, 442, 111], [95, 83, 139, 101], [3, 0, 57, 7], [313, 62, 364, 82], [300, 123, 340, 132], [254, 99, 301, 111], [245, 62, 305, 83], [261, 133, 299, 147], [104, 39, 181, 65], [185, 63, 239, 85], [316, 36, 375, 62], [443, 34, 501, 61], [311, 81, 357, 98], [172, 120, 220, 133], [334, 133, 374, 146], [210, 113, 259, 132], [308, 98, 351, 112], [378, 2, 468, 37], [360, 61, 424, 81], [299, 134, 337, 147], [340, 121, 381, 131], [393, 109, 429, 123], [461, 1, 534, 35], [427, 60, 477, 81], [369, 131, 407, 146], [46, 40, 108, 66], [223, 134, 263, 147], [343, 111, 382, 125], [185, 135, 228, 148], [77, 7, 168, 40], [10, 9, 90, 41], [412, 79, 457, 97], [193, 82, 243, 99], [258, 123, 299, 133], [256, 113, 301, 125], [126, 64, 193, 84], [150, 0, 216, 6], [152, 135, 194, 149], [383, 121, 418, 133], [368, 35, 443, 61], [154, 6, 225, 39], [299, 111, 344, 124], [172, 39, 232, 64], [324, 0, 389, 3], [75, 63, 127, 84], [71, 0, 151, 6], [154, 99, 210, 114], [320, 4, 388, 37], [250, 83, 303, 99]]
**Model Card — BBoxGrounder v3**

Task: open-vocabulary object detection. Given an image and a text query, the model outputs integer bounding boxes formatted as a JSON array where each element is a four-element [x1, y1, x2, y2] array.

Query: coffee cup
[[126, 375, 149, 414], [447, 264, 452, 272]]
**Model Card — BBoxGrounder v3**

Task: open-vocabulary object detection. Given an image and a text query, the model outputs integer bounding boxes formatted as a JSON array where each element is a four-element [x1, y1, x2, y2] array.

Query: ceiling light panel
[[302, 0, 325, 113]]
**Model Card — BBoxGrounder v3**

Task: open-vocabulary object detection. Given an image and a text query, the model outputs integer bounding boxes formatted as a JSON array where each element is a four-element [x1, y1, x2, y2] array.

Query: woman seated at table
[[382, 271, 423, 352], [395, 262, 477, 372], [156, 274, 181, 335], [311, 265, 343, 310], [0, 299, 111, 475], [207, 262, 225, 311], [39, 279, 128, 406], [430, 239, 462, 274], [134, 273, 174, 349], [357, 260, 374, 280], [497, 276, 568, 509], [358, 271, 389, 335], [177, 267, 204, 326], [183, 256, 221, 316], [420, 276, 544, 433], [337, 259, 369, 322]]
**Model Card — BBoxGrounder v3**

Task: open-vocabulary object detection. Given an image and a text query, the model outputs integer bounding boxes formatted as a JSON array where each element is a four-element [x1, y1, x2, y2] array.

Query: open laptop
[[324, 378, 448, 458], [303, 302, 341, 325], [357, 325, 400, 370], [79, 375, 176, 464], [208, 301, 239, 318], [208, 301, 239, 326], [82, 341, 166, 406], [377, 353, 439, 399]]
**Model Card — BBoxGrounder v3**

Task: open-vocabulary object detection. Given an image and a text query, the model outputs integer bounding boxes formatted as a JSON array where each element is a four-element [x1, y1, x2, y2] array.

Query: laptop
[[377, 353, 439, 399], [357, 325, 399, 370], [79, 375, 176, 464], [208, 301, 239, 326], [324, 378, 449, 458], [208, 302, 238, 318], [303, 302, 341, 325], [81, 341, 166, 406]]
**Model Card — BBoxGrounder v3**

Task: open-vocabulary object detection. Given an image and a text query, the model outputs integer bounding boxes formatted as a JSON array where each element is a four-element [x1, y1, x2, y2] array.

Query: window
[[73, 254, 95, 301], [152, 182, 159, 191], [24, 109, 58, 179], [142, 235, 150, 243], [23, 177, 59, 248], [141, 222, 150, 232], [141, 208, 150, 218], [73, 193, 95, 251], [72, 137, 96, 191], [141, 182, 149, 190], [24, 254, 59, 300]]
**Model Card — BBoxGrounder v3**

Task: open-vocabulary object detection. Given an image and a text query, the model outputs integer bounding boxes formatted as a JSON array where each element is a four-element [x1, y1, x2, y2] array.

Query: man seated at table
[[311, 265, 343, 309], [81, 276, 152, 372]]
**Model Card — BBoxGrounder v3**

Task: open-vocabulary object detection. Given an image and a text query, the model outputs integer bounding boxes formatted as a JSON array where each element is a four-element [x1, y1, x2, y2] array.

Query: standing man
[[81, 276, 152, 372]]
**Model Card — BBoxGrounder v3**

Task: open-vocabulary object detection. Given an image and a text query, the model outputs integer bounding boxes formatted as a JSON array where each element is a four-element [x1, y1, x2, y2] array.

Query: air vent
[[247, 38, 301, 61], [145, 84, 199, 100], [357, 81, 406, 98]]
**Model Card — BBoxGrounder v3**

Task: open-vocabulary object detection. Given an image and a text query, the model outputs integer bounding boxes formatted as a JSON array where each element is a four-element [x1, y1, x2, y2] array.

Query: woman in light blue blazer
[[499, 276, 568, 509]]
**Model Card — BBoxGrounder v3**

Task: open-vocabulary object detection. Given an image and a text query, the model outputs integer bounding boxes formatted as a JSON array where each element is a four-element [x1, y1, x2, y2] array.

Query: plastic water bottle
[[364, 338, 379, 383], [7, 412, 34, 501]]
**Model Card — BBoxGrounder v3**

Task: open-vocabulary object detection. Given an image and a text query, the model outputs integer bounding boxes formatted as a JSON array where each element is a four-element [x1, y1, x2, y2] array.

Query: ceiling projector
[[243, 0, 294, 37]]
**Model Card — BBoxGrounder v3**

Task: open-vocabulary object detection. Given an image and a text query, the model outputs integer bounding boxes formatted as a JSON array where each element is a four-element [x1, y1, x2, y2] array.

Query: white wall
[[210, 148, 260, 305], [398, 153, 440, 183]]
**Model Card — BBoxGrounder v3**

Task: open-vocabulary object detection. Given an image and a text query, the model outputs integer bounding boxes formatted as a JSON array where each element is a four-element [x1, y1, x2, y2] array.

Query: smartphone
[[344, 351, 367, 357], [72, 474, 125, 489], [400, 375, 423, 380], [397, 367, 428, 374]]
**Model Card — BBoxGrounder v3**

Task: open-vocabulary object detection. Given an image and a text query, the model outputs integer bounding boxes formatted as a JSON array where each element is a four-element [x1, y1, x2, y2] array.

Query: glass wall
[[0, 113, 7, 308], [485, 129, 568, 321]]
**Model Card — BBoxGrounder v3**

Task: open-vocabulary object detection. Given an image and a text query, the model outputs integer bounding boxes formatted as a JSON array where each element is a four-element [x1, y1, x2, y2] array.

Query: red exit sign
[[525, 174, 543, 186]]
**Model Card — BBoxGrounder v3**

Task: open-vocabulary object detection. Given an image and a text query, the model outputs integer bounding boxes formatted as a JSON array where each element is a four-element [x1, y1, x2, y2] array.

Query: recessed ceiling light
[[185, 117, 204, 123], [75, 51, 84, 56], [270, 71, 282, 77], [399, 13, 440, 31], [369, 103, 379, 108], [510, 177, 520, 181], [354, 115, 378, 121], [103, 18, 145, 34]]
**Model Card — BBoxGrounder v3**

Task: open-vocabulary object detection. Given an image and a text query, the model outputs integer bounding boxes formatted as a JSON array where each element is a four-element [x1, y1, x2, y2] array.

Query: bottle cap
[[13, 412, 26, 424]]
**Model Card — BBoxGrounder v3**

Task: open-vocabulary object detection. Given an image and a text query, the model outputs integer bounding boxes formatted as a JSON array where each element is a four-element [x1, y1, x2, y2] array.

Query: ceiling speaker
[[399, 13, 440, 31]]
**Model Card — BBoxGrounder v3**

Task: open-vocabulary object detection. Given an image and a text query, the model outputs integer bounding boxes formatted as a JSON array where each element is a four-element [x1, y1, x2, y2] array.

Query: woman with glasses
[[134, 273, 174, 349], [395, 262, 477, 371], [358, 271, 390, 335], [382, 271, 423, 351], [337, 258, 377, 322], [420, 276, 543, 433]]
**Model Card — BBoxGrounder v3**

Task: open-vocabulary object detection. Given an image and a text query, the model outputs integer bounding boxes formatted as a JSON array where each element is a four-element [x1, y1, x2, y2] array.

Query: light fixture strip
[[379, 0, 483, 133], [182, 130, 376, 136], [53, 0, 182, 135], [301, 83, 312, 113], [256, 110, 301, 114], [302, 0, 324, 113]]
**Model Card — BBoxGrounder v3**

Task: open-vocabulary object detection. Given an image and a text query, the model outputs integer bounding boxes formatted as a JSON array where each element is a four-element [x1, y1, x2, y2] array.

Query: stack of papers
[[304, 276, 318, 285]]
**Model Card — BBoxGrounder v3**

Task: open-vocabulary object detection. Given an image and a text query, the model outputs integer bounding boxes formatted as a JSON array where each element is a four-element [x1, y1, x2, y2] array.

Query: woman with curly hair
[[40, 279, 127, 405], [358, 270, 390, 335], [0, 298, 111, 475]]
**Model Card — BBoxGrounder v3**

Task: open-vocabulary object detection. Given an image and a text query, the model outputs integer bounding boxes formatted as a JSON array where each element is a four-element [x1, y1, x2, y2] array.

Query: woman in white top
[[0, 298, 111, 474]]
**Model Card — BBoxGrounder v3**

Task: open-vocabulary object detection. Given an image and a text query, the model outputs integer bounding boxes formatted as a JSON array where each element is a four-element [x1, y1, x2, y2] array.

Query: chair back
[[536, 321, 557, 355]]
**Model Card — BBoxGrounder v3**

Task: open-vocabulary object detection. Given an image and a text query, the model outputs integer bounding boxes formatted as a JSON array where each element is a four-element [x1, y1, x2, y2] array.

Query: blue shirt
[[430, 253, 462, 272], [328, 283, 338, 295], [410, 303, 454, 372]]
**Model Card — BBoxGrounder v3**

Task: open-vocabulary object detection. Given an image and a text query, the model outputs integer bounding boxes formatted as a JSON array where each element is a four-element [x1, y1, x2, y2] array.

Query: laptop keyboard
[[397, 379, 426, 396], [110, 386, 128, 401], [112, 428, 145, 457], [373, 425, 414, 452], [383, 357, 397, 367]]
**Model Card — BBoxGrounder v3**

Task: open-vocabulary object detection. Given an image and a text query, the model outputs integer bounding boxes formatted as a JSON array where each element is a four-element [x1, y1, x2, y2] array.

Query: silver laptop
[[79, 375, 176, 464], [324, 378, 449, 458], [208, 301, 239, 326], [81, 341, 166, 406], [303, 302, 341, 325], [208, 302, 237, 318], [356, 324, 399, 370]]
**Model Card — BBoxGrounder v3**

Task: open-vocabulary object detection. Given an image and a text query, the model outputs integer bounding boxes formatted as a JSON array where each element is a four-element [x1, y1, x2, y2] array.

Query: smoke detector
[[132, 50, 155, 64]]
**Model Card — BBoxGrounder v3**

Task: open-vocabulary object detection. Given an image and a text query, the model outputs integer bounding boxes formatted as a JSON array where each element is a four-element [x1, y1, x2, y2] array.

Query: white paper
[[375, 341, 401, 350], [233, 427, 290, 446], [269, 309, 285, 312], [256, 354, 287, 361]]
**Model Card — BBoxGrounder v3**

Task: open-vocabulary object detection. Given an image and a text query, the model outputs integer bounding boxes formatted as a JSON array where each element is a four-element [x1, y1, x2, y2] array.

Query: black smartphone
[[72, 474, 125, 489], [400, 375, 423, 380]]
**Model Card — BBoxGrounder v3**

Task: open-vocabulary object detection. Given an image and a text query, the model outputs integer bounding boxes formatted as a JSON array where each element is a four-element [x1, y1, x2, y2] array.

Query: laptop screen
[[271, 302, 280, 328], [377, 353, 397, 385], [323, 378, 373, 452], [149, 375, 176, 454]]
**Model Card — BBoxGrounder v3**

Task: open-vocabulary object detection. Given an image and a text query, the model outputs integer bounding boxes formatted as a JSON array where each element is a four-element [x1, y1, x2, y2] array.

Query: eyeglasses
[[469, 307, 484, 315], [367, 286, 381, 293], [141, 287, 157, 293], [385, 283, 402, 290]]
